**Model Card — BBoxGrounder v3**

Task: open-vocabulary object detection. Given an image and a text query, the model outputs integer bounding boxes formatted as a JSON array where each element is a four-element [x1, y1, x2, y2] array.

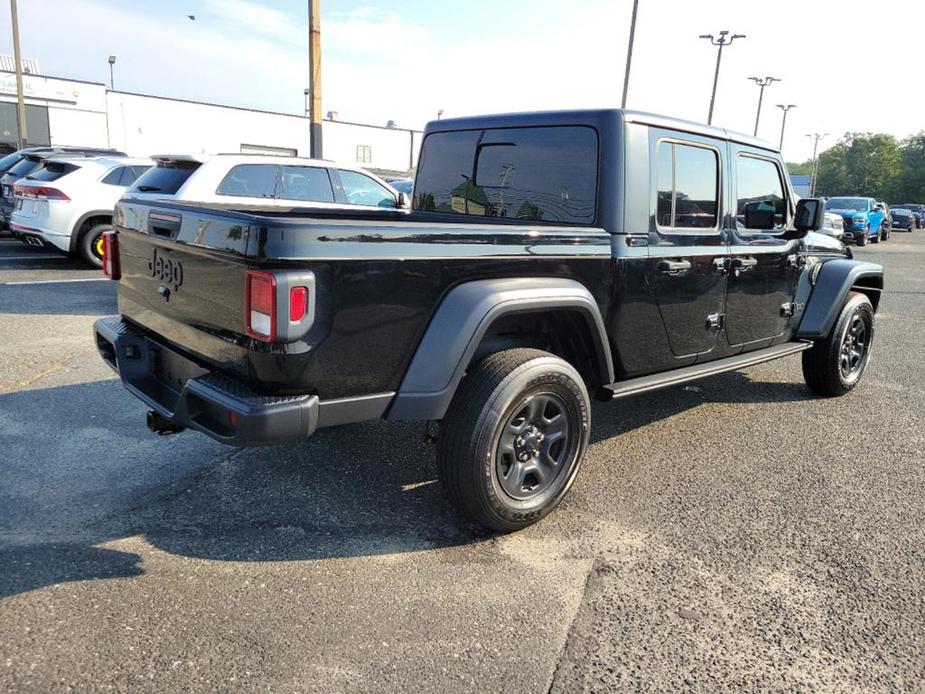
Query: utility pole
[[108, 55, 116, 90], [747, 76, 779, 136], [699, 30, 745, 125], [308, 0, 323, 159], [806, 133, 829, 197], [776, 104, 796, 151], [9, 0, 28, 148], [621, 0, 639, 109]]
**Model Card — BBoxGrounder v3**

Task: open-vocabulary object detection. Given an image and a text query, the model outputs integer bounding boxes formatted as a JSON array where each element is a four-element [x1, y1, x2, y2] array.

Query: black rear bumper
[[94, 316, 319, 446]]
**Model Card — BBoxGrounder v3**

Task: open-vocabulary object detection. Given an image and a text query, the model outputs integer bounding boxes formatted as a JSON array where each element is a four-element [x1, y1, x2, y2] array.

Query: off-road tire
[[802, 291, 874, 397], [436, 348, 590, 532], [78, 223, 111, 268]]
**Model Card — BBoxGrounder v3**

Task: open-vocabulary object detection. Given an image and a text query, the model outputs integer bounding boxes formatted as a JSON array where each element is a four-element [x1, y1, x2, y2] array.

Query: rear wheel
[[802, 292, 874, 397], [78, 223, 111, 268], [436, 348, 590, 532]]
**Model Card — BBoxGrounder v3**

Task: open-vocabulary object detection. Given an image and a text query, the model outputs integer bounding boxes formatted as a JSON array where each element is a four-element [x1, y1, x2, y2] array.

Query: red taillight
[[101, 231, 120, 280], [15, 185, 70, 201], [289, 286, 308, 322], [245, 270, 277, 341]]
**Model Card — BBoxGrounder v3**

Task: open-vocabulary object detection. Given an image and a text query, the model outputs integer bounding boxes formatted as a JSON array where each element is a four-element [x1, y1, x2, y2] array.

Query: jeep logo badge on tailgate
[[147, 247, 183, 291]]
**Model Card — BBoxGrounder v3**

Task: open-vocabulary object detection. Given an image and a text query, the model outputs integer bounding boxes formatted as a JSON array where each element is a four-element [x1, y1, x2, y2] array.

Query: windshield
[[892, 209, 911, 216], [826, 197, 867, 211]]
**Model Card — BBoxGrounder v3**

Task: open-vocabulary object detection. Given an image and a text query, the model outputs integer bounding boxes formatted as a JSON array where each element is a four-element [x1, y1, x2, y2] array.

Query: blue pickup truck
[[825, 197, 886, 246]]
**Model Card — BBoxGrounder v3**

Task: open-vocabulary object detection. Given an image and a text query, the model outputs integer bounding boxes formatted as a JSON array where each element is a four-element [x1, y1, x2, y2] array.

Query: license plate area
[[151, 344, 209, 398]]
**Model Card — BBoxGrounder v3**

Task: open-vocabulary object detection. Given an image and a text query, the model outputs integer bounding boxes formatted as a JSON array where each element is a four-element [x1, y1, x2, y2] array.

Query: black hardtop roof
[[424, 108, 776, 152]]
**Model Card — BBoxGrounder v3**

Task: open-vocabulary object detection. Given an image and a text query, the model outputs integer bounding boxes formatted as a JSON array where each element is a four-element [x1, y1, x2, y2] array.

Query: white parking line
[[2, 277, 109, 286], [0, 254, 65, 260]]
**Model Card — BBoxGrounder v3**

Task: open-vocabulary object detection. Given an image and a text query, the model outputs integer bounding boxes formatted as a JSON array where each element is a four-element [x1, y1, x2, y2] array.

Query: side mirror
[[794, 198, 825, 233], [743, 201, 776, 229], [397, 191, 411, 210]]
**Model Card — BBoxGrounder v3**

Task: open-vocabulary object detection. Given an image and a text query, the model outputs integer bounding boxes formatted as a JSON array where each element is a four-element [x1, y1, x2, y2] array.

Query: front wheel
[[436, 348, 590, 532], [856, 227, 868, 246], [802, 292, 874, 397], [871, 226, 880, 243]]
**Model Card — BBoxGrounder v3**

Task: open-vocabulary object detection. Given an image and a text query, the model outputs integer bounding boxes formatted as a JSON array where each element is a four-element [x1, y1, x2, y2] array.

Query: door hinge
[[706, 313, 725, 330]]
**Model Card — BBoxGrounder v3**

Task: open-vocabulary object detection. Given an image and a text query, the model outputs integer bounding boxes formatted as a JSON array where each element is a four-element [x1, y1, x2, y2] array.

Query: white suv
[[125, 154, 407, 210], [10, 157, 152, 266]]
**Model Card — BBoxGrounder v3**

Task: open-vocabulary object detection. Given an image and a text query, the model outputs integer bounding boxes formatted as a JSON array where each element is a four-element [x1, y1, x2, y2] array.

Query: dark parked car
[[894, 203, 924, 228], [95, 109, 883, 531], [0, 146, 126, 228], [889, 207, 916, 231]]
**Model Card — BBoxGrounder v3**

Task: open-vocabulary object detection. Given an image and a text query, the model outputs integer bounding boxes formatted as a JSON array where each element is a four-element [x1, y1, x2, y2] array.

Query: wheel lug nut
[[516, 437, 524, 447], [519, 453, 529, 462]]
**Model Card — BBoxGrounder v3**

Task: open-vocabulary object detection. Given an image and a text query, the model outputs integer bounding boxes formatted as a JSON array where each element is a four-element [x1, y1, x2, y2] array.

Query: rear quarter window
[[129, 162, 201, 195], [216, 164, 277, 198], [414, 125, 598, 225]]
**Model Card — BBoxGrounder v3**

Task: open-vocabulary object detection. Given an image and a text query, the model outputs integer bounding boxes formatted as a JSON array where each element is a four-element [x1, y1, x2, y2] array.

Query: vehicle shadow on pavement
[[0, 369, 813, 598], [0, 545, 143, 600], [0, 281, 117, 316]]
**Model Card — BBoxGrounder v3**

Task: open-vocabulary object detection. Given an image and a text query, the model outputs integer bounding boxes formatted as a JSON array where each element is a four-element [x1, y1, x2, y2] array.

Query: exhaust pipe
[[146, 410, 185, 436]]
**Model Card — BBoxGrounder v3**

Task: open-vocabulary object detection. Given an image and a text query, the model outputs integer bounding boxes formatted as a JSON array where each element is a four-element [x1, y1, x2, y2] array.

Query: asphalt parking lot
[[1, 232, 924, 693]]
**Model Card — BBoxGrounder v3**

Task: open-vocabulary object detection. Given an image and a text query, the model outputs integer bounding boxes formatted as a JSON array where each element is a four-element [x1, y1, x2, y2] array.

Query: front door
[[646, 135, 728, 358], [724, 149, 800, 347]]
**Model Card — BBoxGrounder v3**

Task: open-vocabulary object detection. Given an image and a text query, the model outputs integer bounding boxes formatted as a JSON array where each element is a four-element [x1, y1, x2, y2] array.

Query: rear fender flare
[[797, 258, 883, 340], [387, 277, 613, 421]]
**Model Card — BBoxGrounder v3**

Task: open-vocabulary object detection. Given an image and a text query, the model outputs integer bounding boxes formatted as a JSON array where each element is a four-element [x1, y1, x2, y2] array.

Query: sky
[[2, 0, 922, 162]]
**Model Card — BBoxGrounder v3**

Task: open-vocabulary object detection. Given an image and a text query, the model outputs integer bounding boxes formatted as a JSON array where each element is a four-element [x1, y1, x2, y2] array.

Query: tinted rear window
[[27, 161, 79, 182], [7, 157, 41, 178], [129, 162, 201, 195], [414, 126, 598, 225], [0, 152, 23, 173]]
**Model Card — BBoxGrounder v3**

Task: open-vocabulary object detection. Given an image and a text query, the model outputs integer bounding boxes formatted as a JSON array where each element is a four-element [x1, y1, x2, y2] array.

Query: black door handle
[[731, 257, 758, 270], [658, 259, 692, 274]]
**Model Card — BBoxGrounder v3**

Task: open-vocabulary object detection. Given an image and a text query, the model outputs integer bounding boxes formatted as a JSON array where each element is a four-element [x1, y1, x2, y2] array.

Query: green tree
[[814, 133, 900, 200], [786, 160, 813, 175], [891, 133, 925, 203]]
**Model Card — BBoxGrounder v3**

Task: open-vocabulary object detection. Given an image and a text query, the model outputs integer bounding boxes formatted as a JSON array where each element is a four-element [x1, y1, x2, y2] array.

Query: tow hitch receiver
[[146, 410, 185, 436]]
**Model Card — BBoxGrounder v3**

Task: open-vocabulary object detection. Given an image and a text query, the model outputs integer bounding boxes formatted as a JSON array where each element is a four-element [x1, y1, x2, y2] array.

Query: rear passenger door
[[724, 149, 799, 348], [646, 132, 728, 358]]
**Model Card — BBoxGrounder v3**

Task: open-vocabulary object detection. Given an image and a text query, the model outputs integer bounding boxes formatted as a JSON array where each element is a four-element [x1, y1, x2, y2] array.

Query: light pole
[[108, 55, 116, 90], [308, 0, 323, 158], [699, 30, 745, 125], [776, 104, 796, 151], [437, 109, 444, 120], [303, 88, 309, 116], [806, 133, 829, 197], [621, 0, 639, 108], [748, 76, 779, 136], [10, 0, 28, 148]]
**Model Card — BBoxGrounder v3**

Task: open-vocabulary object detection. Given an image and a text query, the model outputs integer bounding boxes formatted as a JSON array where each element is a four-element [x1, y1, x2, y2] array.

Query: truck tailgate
[[114, 201, 253, 380]]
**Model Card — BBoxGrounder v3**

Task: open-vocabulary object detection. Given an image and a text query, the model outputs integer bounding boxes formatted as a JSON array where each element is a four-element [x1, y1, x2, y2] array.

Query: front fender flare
[[797, 258, 883, 340], [387, 277, 613, 421]]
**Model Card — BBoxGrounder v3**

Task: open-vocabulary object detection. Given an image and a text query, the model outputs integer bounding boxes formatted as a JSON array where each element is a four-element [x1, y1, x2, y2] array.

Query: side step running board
[[606, 341, 812, 399]]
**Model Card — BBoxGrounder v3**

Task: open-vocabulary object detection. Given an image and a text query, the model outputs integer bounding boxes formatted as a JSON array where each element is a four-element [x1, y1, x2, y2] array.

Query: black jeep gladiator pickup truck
[[95, 109, 883, 531]]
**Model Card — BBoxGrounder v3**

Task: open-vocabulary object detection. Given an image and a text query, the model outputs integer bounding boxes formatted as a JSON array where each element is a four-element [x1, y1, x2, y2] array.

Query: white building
[[0, 70, 422, 174]]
